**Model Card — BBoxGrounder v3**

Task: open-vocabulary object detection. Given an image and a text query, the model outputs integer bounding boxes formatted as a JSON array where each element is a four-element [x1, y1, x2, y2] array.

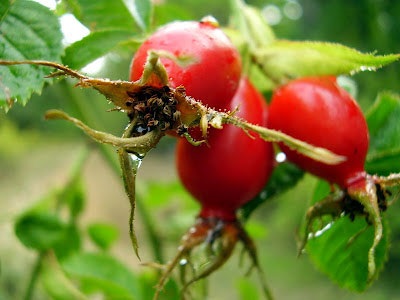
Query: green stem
[[136, 194, 164, 263], [23, 252, 45, 300]]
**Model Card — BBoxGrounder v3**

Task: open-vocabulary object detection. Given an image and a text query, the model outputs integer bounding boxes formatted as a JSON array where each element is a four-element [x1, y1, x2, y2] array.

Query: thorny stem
[[0, 59, 345, 166], [0, 60, 87, 79], [221, 113, 346, 165]]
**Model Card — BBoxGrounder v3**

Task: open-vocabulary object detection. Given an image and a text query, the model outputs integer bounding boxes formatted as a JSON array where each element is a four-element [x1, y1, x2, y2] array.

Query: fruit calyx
[[300, 173, 395, 282], [152, 216, 273, 300]]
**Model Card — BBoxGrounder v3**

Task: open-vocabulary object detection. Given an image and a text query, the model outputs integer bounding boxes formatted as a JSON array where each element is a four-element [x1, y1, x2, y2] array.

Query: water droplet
[[262, 5, 282, 26], [276, 152, 286, 163], [359, 66, 376, 72], [180, 258, 188, 266], [259, 190, 268, 200], [310, 222, 333, 239], [351, 66, 376, 75], [283, 0, 303, 20], [128, 152, 144, 170]]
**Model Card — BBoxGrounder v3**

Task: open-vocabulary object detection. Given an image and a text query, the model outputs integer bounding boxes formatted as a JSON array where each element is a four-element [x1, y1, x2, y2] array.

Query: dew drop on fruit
[[276, 152, 287, 163]]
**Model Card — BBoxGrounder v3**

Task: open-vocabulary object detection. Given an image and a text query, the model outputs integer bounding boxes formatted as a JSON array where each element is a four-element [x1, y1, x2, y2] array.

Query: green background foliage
[[0, 0, 400, 299]]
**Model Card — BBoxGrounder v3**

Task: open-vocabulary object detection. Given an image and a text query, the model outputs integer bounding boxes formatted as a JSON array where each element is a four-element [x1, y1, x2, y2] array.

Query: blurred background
[[1, 0, 399, 299]]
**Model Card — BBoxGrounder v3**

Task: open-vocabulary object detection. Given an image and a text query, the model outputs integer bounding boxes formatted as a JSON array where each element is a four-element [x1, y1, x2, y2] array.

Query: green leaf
[[253, 40, 400, 84], [15, 212, 68, 251], [365, 92, 400, 175], [241, 162, 304, 219], [66, 0, 140, 32], [62, 252, 142, 299], [63, 29, 136, 69], [131, 0, 153, 32], [0, 0, 63, 110], [53, 225, 82, 259], [307, 217, 389, 291], [138, 271, 180, 300], [87, 222, 119, 251], [153, 3, 194, 26], [60, 176, 86, 221], [305, 181, 389, 292], [230, 0, 275, 50], [41, 252, 89, 300], [237, 277, 260, 300]]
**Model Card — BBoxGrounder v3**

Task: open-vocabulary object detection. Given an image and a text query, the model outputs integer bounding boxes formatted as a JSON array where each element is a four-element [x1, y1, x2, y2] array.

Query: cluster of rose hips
[[129, 17, 394, 299]]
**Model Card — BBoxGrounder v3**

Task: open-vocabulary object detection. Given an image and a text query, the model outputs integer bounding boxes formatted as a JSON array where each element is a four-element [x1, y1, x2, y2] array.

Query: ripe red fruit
[[129, 19, 242, 109], [176, 77, 274, 221], [269, 77, 394, 283], [268, 76, 369, 188], [154, 78, 275, 299]]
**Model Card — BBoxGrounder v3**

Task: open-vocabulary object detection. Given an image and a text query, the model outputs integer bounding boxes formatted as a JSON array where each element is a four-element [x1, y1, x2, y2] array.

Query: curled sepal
[[298, 188, 346, 256], [150, 217, 274, 300], [300, 175, 392, 290], [45, 110, 163, 259], [45, 110, 163, 154], [346, 177, 382, 283]]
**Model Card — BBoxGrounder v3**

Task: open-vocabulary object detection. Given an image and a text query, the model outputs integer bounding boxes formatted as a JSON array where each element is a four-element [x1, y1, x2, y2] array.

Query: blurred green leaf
[[365, 92, 400, 175], [153, 3, 194, 26], [41, 252, 88, 300], [237, 277, 260, 300], [230, 0, 275, 50], [253, 41, 399, 84], [241, 162, 304, 219], [131, 0, 153, 32], [15, 212, 67, 251], [305, 181, 389, 292], [141, 181, 196, 209], [66, 0, 140, 31], [63, 30, 136, 69], [53, 225, 82, 259], [61, 176, 86, 221], [244, 220, 268, 240], [307, 217, 389, 291], [87, 222, 119, 251], [138, 271, 180, 300], [62, 252, 142, 299], [0, 0, 63, 110]]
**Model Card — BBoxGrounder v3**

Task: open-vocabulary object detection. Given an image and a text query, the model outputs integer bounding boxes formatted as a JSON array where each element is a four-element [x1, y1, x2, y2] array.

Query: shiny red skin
[[130, 20, 242, 109], [176, 78, 274, 221], [268, 76, 369, 188]]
